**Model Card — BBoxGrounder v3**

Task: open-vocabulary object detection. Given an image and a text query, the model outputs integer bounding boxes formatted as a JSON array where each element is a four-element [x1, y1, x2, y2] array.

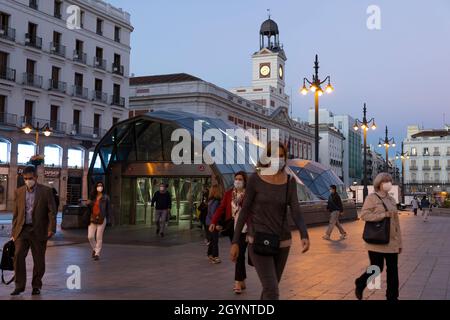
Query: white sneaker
[[322, 235, 331, 240]]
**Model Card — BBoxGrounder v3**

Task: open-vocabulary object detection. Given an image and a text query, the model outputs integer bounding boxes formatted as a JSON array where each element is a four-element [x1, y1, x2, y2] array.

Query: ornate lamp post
[[21, 121, 52, 166], [378, 126, 396, 172], [300, 54, 334, 163], [353, 103, 377, 201], [395, 142, 410, 204]]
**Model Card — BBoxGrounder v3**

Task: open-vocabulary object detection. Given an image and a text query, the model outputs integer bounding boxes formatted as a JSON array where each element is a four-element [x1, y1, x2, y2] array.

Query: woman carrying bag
[[87, 182, 112, 261], [355, 172, 402, 301]]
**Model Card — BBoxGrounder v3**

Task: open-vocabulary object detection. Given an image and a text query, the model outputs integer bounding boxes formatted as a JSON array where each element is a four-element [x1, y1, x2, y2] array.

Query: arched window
[[88, 151, 102, 169], [17, 142, 36, 165], [0, 138, 11, 164], [67, 148, 84, 169], [44, 145, 63, 167]]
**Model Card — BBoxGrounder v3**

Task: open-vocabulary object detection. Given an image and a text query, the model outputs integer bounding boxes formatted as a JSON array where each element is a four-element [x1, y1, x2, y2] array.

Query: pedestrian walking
[[355, 173, 402, 301], [209, 171, 248, 294], [421, 195, 431, 222], [10, 166, 57, 296], [323, 185, 347, 240], [230, 142, 310, 300], [410, 196, 419, 216], [206, 184, 223, 264], [87, 182, 111, 261], [151, 183, 172, 237]]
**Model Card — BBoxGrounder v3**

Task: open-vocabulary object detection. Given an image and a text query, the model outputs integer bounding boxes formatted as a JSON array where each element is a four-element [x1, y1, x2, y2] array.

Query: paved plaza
[[1, 211, 450, 300]]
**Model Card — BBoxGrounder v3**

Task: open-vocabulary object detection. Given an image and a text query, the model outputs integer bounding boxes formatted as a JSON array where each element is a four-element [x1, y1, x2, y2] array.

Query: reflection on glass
[[17, 143, 36, 165], [44, 145, 62, 167], [68, 148, 84, 168]]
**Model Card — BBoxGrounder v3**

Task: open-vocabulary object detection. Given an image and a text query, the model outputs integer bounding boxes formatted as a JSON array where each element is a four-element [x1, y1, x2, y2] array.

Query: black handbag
[[1, 240, 15, 285], [362, 194, 391, 244], [218, 217, 234, 237], [253, 175, 290, 256]]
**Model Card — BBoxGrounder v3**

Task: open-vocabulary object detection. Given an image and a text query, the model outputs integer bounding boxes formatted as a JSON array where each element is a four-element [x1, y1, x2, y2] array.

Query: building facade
[[403, 125, 450, 196], [315, 124, 345, 181], [0, 0, 132, 211], [308, 108, 363, 187]]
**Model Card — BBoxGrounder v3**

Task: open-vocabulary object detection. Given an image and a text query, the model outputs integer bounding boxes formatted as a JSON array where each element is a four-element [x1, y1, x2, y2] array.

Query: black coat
[[327, 193, 343, 213]]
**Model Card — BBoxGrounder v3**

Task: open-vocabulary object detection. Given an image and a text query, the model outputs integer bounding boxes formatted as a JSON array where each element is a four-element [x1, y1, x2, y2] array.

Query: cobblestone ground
[[1, 211, 450, 300]]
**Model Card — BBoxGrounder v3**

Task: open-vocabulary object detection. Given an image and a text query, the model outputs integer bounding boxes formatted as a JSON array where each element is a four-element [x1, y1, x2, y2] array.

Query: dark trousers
[[413, 208, 418, 216], [235, 233, 248, 282], [355, 251, 399, 300], [248, 244, 290, 300], [14, 226, 48, 290], [206, 227, 219, 257]]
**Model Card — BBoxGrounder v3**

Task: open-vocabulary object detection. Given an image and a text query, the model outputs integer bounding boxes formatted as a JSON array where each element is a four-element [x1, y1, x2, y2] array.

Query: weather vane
[[267, 8, 271, 19]]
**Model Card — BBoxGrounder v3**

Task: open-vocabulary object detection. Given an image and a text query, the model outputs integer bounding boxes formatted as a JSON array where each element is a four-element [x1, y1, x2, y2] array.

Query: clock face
[[279, 65, 283, 79], [260, 65, 271, 77]]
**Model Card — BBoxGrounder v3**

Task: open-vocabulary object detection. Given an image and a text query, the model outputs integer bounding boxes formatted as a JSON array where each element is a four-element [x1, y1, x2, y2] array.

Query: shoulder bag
[[362, 194, 391, 244]]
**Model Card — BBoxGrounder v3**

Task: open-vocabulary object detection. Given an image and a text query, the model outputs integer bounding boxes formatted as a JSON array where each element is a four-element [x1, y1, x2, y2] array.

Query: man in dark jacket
[[151, 183, 172, 237], [323, 185, 347, 241]]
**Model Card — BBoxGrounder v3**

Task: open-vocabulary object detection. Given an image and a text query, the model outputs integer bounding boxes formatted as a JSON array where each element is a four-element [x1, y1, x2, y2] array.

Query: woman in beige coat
[[355, 173, 402, 301]]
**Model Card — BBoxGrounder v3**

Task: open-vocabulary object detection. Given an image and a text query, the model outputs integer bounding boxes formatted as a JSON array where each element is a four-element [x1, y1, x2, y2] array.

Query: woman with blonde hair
[[355, 172, 402, 301]]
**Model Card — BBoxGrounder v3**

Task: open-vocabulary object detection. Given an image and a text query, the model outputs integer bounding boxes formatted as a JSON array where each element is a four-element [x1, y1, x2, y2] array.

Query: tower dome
[[259, 17, 281, 50], [260, 18, 279, 36]]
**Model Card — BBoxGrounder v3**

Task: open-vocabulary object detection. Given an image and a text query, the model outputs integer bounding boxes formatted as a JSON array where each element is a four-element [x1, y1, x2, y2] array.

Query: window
[[75, 39, 83, 55], [50, 105, 58, 127], [67, 148, 84, 168], [434, 160, 440, 167], [94, 113, 101, 130], [0, 138, 11, 164], [0, 95, 5, 115], [114, 26, 121, 42], [44, 145, 62, 167], [411, 147, 417, 156], [447, 147, 450, 155], [423, 147, 429, 156], [96, 19, 103, 35], [89, 151, 102, 169], [270, 100, 275, 108], [26, 59, 35, 75], [54, 0, 62, 19], [17, 142, 36, 164], [24, 100, 33, 124], [434, 173, 440, 182], [73, 109, 81, 133], [424, 173, 429, 181], [338, 121, 343, 130], [112, 117, 119, 125], [80, 11, 85, 28], [29, 0, 38, 10]]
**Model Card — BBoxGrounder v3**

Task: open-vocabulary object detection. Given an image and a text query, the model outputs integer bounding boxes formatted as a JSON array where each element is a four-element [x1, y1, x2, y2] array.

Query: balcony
[[432, 166, 441, 170], [72, 85, 89, 99], [433, 152, 441, 156], [111, 95, 125, 107], [92, 90, 107, 103], [0, 27, 16, 42], [423, 153, 430, 157], [24, 33, 42, 50], [422, 166, 431, 171], [71, 124, 106, 139], [410, 166, 418, 171], [94, 57, 107, 70], [0, 113, 17, 127], [20, 117, 66, 134], [73, 50, 87, 64], [446, 166, 450, 171], [447, 152, 450, 156], [48, 79, 66, 93], [23, 73, 43, 88], [0, 68, 16, 82], [112, 63, 124, 76], [50, 42, 66, 57], [29, 0, 38, 10], [49, 120, 67, 133]]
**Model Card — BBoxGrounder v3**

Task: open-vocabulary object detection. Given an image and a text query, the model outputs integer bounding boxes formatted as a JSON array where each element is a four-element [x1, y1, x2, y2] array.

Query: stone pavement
[[1, 211, 450, 300]]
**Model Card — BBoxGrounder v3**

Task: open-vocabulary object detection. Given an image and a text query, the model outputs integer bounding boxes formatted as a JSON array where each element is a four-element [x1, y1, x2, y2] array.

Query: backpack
[[1, 240, 15, 285]]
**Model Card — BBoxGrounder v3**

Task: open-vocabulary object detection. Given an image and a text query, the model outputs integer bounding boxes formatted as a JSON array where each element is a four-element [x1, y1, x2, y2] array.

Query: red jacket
[[211, 189, 234, 225]]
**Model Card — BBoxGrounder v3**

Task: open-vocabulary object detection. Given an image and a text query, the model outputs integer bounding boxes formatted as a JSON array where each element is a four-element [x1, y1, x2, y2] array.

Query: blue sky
[[109, 0, 450, 154]]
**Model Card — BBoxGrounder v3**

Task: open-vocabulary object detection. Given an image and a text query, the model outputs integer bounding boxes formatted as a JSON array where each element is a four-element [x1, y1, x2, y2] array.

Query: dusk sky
[[109, 0, 450, 154]]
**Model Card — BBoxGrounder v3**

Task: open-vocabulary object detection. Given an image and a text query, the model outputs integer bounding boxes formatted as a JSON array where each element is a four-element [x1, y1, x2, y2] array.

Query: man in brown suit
[[11, 166, 57, 296]]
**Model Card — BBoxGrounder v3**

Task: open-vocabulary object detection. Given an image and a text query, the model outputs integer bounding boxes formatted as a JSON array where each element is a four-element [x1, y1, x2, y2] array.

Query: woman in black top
[[230, 142, 310, 300]]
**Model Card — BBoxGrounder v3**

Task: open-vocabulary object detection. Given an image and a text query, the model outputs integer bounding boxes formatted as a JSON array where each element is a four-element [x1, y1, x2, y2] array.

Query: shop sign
[[44, 169, 60, 178]]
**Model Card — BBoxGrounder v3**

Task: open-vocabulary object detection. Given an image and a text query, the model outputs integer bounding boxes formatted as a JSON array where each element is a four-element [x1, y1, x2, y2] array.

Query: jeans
[[88, 220, 107, 256], [206, 227, 219, 257], [422, 209, 430, 221], [248, 244, 290, 300], [155, 209, 169, 234], [355, 251, 399, 300], [325, 211, 346, 236]]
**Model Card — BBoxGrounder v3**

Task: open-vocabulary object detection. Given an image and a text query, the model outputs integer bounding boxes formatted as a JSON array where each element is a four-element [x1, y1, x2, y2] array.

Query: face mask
[[382, 182, 393, 192], [25, 179, 35, 189], [277, 158, 286, 171], [97, 186, 104, 193], [234, 180, 244, 190]]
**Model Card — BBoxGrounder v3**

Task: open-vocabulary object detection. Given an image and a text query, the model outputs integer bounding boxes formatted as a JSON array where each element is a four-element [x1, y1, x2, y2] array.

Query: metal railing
[[432, 166, 441, 170], [92, 90, 107, 103], [0, 27, 16, 42], [94, 57, 107, 70], [409, 166, 418, 171], [49, 79, 66, 93], [72, 85, 89, 99], [73, 50, 87, 64], [23, 73, 43, 88], [0, 67, 16, 81], [111, 95, 125, 107], [112, 63, 124, 75], [422, 166, 431, 171], [25, 33, 42, 49], [0, 113, 17, 126], [50, 42, 66, 57], [71, 124, 106, 139]]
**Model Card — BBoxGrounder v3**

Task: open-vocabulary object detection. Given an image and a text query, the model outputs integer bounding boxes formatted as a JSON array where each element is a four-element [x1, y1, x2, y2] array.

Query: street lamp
[[353, 103, 377, 201], [300, 54, 334, 163], [378, 126, 396, 173], [21, 121, 53, 155], [395, 141, 410, 203]]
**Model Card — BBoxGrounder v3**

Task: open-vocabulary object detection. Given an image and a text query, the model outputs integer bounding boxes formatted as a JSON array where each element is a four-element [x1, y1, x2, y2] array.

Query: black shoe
[[91, 250, 96, 258], [354, 280, 363, 300], [10, 289, 24, 296], [160, 232, 164, 238], [94, 255, 100, 261], [31, 288, 41, 296], [156, 228, 160, 235]]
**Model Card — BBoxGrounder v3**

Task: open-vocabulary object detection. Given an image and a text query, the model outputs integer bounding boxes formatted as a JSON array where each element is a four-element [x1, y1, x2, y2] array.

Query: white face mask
[[25, 179, 36, 189], [234, 180, 244, 190], [382, 182, 393, 192], [97, 186, 104, 193], [272, 158, 286, 171]]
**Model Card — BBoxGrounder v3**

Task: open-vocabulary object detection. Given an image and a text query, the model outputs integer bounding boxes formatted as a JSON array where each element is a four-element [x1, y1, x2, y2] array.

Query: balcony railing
[[48, 79, 66, 93], [422, 166, 431, 171], [111, 95, 125, 107], [71, 124, 106, 139], [0, 68, 16, 82], [423, 153, 430, 156], [432, 166, 441, 170], [447, 151, 450, 156], [433, 152, 441, 156], [50, 42, 66, 57], [92, 90, 107, 103], [446, 166, 450, 171], [0, 27, 16, 42], [94, 57, 107, 70], [410, 166, 418, 171], [24, 33, 42, 49], [29, 0, 38, 10], [23, 73, 43, 88], [20, 116, 66, 134], [72, 85, 88, 99], [0, 113, 17, 127], [73, 50, 87, 64], [49, 120, 67, 133], [112, 63, 124, 76]]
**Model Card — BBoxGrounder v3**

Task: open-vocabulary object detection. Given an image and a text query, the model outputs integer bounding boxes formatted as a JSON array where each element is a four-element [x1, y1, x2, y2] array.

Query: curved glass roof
[[287, 159, 347, 200]]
